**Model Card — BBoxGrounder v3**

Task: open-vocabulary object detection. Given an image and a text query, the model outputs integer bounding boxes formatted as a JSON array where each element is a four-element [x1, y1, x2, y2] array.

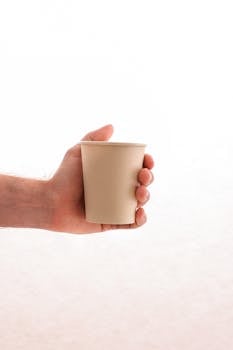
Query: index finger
[[143, 154, 154, 170]]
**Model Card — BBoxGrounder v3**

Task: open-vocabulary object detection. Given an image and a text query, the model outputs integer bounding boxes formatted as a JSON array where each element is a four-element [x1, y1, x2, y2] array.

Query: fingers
[[129, 207, 147, 227], [81, 124, 114, 141], [138, 154, 154, 187], [135, 207, 147, 226], [143, 154, 154, 170], [138, 168, 154, 186], [134, 153, 154, 212], [64, 124, 114, 158], [100, 154, 154, 232], [135, 185, 150, 207], [101, 207, 147, 231]]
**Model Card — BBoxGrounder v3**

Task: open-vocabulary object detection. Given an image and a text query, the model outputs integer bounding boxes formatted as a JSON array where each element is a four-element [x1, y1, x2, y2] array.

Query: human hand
[[48, 124, 154, 234]]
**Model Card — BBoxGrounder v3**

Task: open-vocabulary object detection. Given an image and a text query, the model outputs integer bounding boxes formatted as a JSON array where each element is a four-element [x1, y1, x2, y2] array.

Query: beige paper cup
[[80, 141, 146, 224]]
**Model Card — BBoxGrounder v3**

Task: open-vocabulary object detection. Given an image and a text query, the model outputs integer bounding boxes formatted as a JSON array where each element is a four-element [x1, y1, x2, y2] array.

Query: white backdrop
[[0, 1, 233, 349]]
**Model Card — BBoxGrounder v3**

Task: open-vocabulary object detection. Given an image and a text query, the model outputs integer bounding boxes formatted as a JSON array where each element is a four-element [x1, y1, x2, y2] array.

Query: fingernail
[[138, 212, 147, 226], [148, 172, 153, 184], [145, 191, 150, 201], [141, 214, 147, 225]]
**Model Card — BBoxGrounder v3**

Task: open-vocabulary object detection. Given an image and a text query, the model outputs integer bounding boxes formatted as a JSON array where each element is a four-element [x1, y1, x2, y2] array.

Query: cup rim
[[79, 141, 146, 147]]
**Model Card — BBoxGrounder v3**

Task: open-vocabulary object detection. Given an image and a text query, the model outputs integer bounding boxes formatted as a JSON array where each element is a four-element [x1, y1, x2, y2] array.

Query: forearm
[[0, 174, 53, 230]]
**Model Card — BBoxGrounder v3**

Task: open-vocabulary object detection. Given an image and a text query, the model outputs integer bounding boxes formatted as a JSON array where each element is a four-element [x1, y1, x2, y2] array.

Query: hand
[[48, 124, 154, 234]]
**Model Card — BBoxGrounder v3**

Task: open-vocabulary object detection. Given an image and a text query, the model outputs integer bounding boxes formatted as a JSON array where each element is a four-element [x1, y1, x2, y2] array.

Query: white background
[[0, 1, 233, 349]]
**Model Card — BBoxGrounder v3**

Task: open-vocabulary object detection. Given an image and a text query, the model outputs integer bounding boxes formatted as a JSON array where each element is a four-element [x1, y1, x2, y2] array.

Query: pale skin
[[0, 125, 154, 234]]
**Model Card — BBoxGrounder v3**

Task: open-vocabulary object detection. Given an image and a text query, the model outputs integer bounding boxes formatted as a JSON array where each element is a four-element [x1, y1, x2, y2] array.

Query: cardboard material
[[80, 141, 146, 224]]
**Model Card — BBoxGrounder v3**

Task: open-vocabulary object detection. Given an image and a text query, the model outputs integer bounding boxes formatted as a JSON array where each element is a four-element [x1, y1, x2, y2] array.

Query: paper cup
[[80, 141, 146, 224]]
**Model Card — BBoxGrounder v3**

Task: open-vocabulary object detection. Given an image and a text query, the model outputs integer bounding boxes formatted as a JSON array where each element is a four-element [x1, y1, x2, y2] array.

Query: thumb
[[81, 124, 114, 141], [62, 124, 114, 160]]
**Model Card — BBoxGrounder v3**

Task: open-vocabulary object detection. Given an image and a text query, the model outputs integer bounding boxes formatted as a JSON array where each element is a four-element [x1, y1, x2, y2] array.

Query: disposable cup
[[80, 141, 146, 224]]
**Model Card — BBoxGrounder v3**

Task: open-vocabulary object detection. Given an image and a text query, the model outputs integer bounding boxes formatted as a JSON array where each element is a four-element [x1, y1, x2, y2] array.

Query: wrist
[[24, 178, 55, 231]]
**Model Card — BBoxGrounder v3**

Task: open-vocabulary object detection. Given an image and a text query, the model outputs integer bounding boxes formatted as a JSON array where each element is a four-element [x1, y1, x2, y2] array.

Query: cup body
[[80, 141, 146, 224]]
